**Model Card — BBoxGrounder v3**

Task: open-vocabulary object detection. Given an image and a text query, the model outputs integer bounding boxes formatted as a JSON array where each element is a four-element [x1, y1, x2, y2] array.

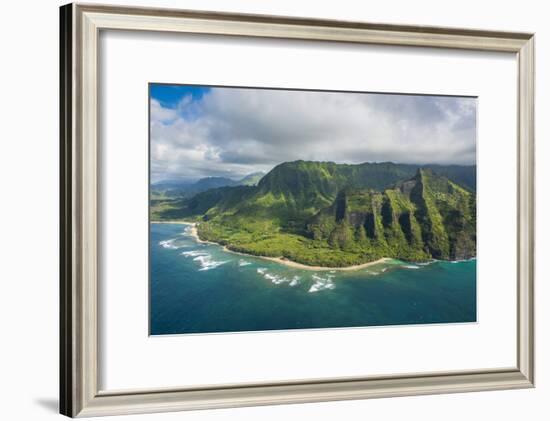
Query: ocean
[[150, 223, 476, 335]]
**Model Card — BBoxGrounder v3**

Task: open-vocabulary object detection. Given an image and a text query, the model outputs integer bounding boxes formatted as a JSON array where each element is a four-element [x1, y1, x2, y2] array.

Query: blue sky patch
[[150, 84, 211, 108]]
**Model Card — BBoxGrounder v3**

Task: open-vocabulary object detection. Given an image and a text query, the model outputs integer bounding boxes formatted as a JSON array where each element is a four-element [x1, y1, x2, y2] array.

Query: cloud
[[150, 87, 476, 182], [150, 98, 178, 123]]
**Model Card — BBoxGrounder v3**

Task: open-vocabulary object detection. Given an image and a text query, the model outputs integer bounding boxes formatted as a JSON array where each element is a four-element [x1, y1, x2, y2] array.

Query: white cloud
[[150, 98, 178, 123], [150, 88, 476, 182]]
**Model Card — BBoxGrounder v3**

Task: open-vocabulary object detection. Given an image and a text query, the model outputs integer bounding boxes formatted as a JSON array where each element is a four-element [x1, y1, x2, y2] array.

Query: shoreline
[[151, 220, 190, 224], [249, 255, 393, 272], [152, 220, 475, 269], [150, 221, 477, 272], [153, 220, 394, 271]]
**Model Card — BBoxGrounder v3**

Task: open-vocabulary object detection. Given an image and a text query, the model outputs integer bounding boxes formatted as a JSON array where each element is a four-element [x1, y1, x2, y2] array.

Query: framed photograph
[[149, 84, 479, 335], [60, 3, 535, 417]]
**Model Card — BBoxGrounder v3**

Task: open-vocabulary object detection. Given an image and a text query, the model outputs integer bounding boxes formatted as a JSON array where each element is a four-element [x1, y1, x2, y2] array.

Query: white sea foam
[[262, 272, 286, 285], [238, 259, 252, 267], [289, 276, 300, 287], [450, 258, 476, 264], [365, 270, 380, 275], [401, 265, 420, 269], [159, 239, 182, 249], [264, 273, 286, 284], [256, 269, 301, 286], [181, 250, 227, 270], [198, 261, 228, 271], [193, 255, 228, 271], [181, 250, 209, 257], [308, 274, 335, 293]]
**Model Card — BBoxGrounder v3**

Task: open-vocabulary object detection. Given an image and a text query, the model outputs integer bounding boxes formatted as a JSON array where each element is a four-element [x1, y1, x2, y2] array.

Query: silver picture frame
[[60, 3, 535, 417]]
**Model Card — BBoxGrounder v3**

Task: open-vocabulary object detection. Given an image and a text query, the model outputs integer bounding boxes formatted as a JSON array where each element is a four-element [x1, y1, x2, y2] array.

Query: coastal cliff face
[[307, 169, 476, 262], [152, 161, 476, 267]]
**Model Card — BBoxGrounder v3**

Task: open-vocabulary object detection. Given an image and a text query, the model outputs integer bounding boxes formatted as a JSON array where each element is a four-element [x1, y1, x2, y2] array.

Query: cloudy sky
[[150, 84, 476, 183]]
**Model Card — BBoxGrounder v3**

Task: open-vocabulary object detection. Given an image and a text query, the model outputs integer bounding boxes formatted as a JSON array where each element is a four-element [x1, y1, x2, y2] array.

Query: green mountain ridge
[[152, 160, 476, 267], [307, 169, 476, 261]]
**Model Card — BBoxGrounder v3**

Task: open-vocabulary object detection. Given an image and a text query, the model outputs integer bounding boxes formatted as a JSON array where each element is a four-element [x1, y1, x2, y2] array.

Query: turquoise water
[[150, 223, 476, 335]]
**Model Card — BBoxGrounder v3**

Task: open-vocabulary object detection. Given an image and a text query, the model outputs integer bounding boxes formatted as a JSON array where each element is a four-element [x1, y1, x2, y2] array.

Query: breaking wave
[[289, 276, 300, 287], [181, 250, 209, 257], [159, 238, 183, 250], [264, 273, 286, 285], [256, 268, 300, 286], [308, 274, 335, 293], [181, 250, 227, 271], [450, 257, 476, 264]]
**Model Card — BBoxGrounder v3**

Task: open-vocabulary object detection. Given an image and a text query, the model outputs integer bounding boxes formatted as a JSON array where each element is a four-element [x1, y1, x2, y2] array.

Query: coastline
[[250, 255, 392, 272], [151, 220, 190, 224], [152, 220, 474, 270], [151, 221, 216, 245], [153, 220, 394, 271]]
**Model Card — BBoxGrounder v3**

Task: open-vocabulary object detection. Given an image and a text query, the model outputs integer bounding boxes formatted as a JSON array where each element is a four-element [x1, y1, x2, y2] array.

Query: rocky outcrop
[[307, 169, 476, 261]]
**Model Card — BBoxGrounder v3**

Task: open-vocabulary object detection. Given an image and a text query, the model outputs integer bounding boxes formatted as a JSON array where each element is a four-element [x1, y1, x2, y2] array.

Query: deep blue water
[[150, 223, 476, 335]]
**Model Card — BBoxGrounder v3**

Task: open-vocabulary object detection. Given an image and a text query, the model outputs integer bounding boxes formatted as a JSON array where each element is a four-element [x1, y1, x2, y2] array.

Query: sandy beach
[[221, 245, 392, 272], [187, 223, 212, 245], [155, 220, 394, 271], [253, 256, 392, 271]]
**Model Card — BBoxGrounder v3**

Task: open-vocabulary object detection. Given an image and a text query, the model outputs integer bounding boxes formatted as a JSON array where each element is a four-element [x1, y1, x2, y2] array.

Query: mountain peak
[[307, 167, 475, 261], [153, 159, 477, 265]]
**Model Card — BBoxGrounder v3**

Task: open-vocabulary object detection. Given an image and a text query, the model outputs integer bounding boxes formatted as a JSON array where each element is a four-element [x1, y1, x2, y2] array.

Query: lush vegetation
[[152, 161, 476, 267]]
